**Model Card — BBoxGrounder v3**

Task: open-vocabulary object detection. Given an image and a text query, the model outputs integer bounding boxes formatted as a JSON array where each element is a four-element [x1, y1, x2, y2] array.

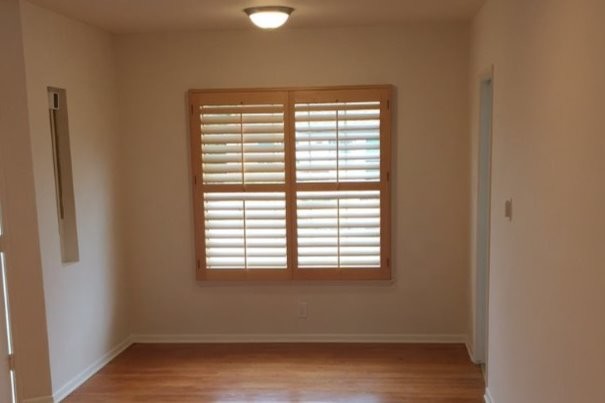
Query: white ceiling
[[26, 0, 486, 34]]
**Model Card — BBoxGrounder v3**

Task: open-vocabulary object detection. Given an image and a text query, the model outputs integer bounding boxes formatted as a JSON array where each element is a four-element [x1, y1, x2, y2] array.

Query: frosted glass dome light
[[244, 6, 294, 29]]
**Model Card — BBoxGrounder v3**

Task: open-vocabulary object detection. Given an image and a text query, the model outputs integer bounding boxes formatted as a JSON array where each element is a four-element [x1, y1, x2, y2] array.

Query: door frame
[[0, 161, 16, 403], [473, 66, 495, 366]]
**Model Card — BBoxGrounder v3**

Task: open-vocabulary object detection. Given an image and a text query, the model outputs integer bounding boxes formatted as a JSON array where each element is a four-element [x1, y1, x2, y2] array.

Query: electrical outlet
[[298, 301, 308, 319]]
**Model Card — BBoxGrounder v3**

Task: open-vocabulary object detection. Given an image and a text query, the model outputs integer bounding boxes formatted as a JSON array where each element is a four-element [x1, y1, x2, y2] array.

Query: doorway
[[474, 72, 494, 365], [0, 193, 16, 402]]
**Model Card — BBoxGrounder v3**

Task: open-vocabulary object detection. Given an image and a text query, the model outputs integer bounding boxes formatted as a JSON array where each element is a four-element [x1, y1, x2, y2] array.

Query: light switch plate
[[505, 199, 513, 221], [298, 301, 308, 319]]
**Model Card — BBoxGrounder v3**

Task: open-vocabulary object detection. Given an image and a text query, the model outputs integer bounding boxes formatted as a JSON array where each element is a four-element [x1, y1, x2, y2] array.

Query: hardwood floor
[[64, 343, 484, 402]]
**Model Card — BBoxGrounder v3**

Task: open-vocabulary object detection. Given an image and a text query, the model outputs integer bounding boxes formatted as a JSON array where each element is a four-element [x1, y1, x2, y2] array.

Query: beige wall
[[117, 24, 471, 338], [470, 0, 605, 401], [0, 0, 53, 400], [20, 1, 130, 395]]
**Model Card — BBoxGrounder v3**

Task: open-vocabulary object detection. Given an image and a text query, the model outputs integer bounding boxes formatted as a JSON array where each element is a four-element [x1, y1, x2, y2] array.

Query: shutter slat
[[201, 162, 288, 175], [339, 256, 381, 266], [298, 210, 379, 219], [206, 221, 286, 229], [244, 144, 284, 152], [296, 171, 380, 182], [295, 133, 379, 141], [297, 257, 339, 267], [202, 125, 284, 135], [298, 237, 380, 247], [296, 161, 380, 171], [298, 228, 379, 237], [206, 256, 246, 266], [294, 125, 379, 133], [203, 173, 243, 183], [205, 194, 284, 202], [296, 143, 379, 152], [205, 238, 286, 247], [202, 153, 285, 163], [202, 114, 284, 124], [297, 199, 379, 208], [297, 219, 380, 228], [295, 112, 380, 122], [207, 230, 287, 239], [243, 163, 285, 173], [244, 172, 285, 182], [298, 247, 379, 257], [202, 133, 284, 143], [204, 204, 285, 211], [201, 106, 284, 114], [203, 163, 244, 173], [206, 248, 286, 257], [295, 102, 380, 112], [202, 169, 285, 181], [298, 247, 338, 256]]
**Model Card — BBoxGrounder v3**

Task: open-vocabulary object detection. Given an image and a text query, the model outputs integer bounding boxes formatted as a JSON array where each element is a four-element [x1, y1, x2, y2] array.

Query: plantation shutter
[[190, 87, 391, 281], [204, 192, 287, 269], [294, 101, 381, 183], [292, 91, 387, 272], [200, 103, 286, 185], [193, 92, 291, 279], [296, 191, 381, 268]]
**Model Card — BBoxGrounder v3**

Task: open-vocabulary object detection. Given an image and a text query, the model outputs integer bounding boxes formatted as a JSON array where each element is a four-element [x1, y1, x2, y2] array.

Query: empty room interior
[[0, 0, 604, 402]]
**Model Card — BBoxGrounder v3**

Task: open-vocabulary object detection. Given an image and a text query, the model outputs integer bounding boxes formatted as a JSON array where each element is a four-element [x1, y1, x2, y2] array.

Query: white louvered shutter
[[294, 99, 384, 269], [197, 96, 288, 271], [204, 192, 287, 269], [296, 191, 381, 268], [200, 103, 286, 185], [295, 101, 381, 183], [191, 87, 391, 280]]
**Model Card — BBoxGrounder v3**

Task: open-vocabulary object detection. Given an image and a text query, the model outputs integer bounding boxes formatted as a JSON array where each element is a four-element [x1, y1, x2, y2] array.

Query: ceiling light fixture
[[244, 6, 294, 29]]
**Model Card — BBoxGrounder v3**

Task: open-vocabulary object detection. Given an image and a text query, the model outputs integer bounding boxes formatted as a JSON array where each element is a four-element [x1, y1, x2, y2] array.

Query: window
[[189, 86, 392, 281]]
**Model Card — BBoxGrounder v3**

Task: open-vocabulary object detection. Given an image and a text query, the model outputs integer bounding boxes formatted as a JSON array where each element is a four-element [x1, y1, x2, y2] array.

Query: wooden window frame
[[189, 85, 392, 281]]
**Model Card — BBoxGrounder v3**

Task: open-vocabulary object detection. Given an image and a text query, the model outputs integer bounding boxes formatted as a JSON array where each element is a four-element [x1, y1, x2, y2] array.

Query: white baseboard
[[22, 397, 53, 403], [465, 339, 487, 365], [52, 336, 134, 402], [465, 341, 476, 361], [484, 388, 495, 403], [131, 333, 468, 344]]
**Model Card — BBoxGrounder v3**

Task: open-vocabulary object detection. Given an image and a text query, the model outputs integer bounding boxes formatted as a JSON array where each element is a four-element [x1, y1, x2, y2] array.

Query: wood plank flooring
[[64, 343, 484, 402]]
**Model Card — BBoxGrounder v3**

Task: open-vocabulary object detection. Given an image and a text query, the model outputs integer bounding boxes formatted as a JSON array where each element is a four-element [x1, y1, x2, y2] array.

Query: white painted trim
[[52, 336, 133, 402], [22, 397, 53, 403], [484, 388, 495, 403], [465, 340, 477, 362], [466, 340, 486, 366], [131, 333, 468, 344], [473, 68, 495, 367]]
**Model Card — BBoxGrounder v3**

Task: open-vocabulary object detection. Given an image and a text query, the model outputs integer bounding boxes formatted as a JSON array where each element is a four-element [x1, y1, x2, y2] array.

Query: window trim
[[189, 85, 392, 281]]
